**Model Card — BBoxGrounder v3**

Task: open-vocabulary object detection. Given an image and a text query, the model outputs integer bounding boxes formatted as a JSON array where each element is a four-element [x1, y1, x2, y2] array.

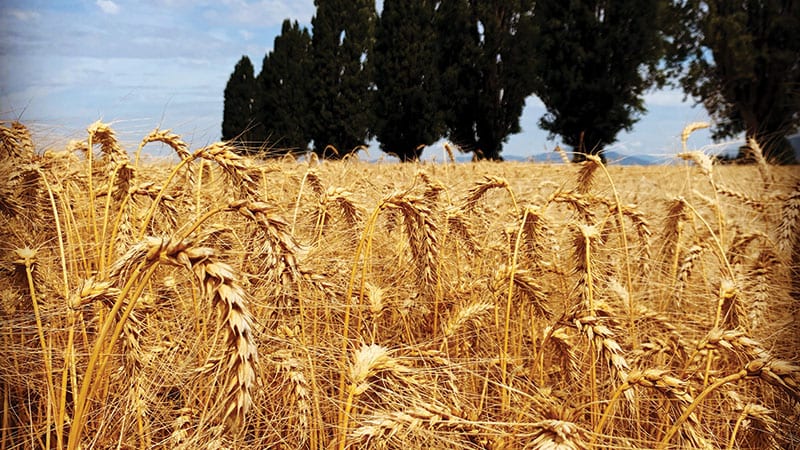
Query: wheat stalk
[[493, 264, 551, 319], [527, 419, 589, 450], [0, 121, 35, 159], [661, 358, 799, 449], [137, 128, 191, 161], [384, 192, 440, 292], [443, 300, 494, 340], [316, 187, 363, 235], [778, 183, 800, 256], [680, 122, 710, 153], [87, 121, 126, 164], [673, 243, 705, 304], [463, 175, 517, 214], [109, 236, 258, 431], [443, 142, 456, 164], [554, 144, 571, 164], [194, 142, 262, 200], [576, 156, 600, 194], [743, 249, 777, 329], [594, 368, 701, 446], [746, 136, 774, 188], [416, 170, 446, 207], [728, 402, 778, 449], [339, 344, 413, 450], [549, 190, 596, 224], [444, 206, 478, 254], [678, 150, 714, 180], [271, 348, 312, 445], [348, 403, 476, 448], [715, 183, 766, 211], [226, 199, 304, 286]]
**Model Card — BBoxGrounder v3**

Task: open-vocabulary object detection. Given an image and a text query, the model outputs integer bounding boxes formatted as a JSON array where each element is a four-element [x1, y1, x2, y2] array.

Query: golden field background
[[1, 121, 799, 449]]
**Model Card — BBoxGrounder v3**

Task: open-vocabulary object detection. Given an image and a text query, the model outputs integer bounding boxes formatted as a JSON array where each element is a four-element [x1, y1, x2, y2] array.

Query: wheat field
[[1, 121, 798, 449]]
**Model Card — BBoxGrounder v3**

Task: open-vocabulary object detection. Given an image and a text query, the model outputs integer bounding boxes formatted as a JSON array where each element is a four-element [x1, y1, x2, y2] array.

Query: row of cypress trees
[[222, 0, 799, 163]]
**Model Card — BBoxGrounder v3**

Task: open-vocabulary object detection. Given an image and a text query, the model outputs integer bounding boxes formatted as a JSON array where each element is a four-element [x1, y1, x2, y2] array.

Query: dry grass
[[1, 121, 799, 449]]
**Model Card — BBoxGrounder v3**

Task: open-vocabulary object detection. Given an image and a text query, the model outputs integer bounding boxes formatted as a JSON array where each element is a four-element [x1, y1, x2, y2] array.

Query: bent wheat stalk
[[69, 236, 257, 448]]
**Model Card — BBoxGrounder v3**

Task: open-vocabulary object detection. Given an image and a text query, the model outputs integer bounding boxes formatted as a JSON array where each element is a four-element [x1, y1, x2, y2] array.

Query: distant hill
[[500, 150, 664, 165], [392, 134, 800, 164], [452, 151, 666, 165]]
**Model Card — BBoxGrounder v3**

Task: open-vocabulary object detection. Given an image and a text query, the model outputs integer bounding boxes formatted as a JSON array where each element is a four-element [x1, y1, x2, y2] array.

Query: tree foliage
[[372, 0, 444, 161], [309, 0, 376, 158], [255, 20, 313, 155], [680, 0, 799, 164], [221, 56, 257, 143], [532, 0, 673, 161], [436, 0, 537, 160]]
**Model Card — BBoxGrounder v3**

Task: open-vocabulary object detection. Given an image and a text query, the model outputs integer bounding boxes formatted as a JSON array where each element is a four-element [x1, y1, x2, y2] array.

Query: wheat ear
[[554, 144, 571, 164], [594, 369, 699, 445], [384, 193, 440, 292], [109, 237, 258, 431], [339, 344, 412, 450], [463, 175, 518, 214], [746, 136, 774, 188], [680, 122, 710, 153], [660, 358, 800, 449], [0, 121, 35, 159], [528, 420, 590, 450], [777, 183, 800, 257]]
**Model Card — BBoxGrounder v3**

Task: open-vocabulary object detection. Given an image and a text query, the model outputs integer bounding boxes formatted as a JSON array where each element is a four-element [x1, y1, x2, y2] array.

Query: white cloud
[[8, 9, 41, 21], [96, 0, 121, 15], [644, 88, 691, 107]]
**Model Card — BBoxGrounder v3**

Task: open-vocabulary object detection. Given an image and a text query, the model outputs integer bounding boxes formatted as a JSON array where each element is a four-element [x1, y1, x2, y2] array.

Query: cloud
[[7, 9, 41, 21], [96, 0, 120, 15], [643, 88, 692, 107]]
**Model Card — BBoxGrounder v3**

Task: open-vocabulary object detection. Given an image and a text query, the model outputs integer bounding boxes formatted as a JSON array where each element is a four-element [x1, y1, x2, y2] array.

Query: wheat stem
[[67, 259, 152, 450], [338, 203, 384, 425], [86, 128, 100, 260], [38, 169, 72, 448], [501, 209, 528, 413], [657, 370, 746, 450], [726, 408, 747, 450], [19, 254, 56, 449], [591, 155, 637, 348], [135, 154, 194, 240]]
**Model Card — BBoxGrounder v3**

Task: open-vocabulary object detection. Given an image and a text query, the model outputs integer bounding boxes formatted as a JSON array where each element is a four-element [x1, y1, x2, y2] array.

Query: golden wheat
[[2, 122, 799, 450]]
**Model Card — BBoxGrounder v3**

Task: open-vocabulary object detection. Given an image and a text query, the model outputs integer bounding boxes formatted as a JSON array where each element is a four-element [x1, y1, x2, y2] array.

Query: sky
[[0, 0, 725, 160]]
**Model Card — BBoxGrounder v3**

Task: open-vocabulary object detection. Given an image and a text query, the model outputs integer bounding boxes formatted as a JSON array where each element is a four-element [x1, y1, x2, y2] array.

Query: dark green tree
[[222, 56, 257, 143], [435, 0, 537, 160], [310, 0, 376, 158], [532, 0, 673, 161], [373, 0, 444, 161], [435, 0, 481, 157], [680, 1, 799, 164], [255, 20, 313, 155]]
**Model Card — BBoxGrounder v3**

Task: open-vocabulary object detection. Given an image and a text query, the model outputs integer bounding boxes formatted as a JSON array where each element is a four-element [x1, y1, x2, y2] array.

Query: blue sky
[[0, 0, 724, 159]]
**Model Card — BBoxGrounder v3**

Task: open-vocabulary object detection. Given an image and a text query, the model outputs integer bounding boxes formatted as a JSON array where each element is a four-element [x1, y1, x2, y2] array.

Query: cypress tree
[[221, 56, 257, 143], [435, 0, 479, 157], [310, 0, 376, 158], [680, 0, 799, 164], [532, 0, 672, 161], [435, 0, 537, 160], [255, 20, 313, 155], [372, 0, 444, 161]]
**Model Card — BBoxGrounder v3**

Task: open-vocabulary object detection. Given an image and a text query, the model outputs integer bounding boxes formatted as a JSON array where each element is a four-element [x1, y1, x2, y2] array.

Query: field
[[1, 121, 799, 449]]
